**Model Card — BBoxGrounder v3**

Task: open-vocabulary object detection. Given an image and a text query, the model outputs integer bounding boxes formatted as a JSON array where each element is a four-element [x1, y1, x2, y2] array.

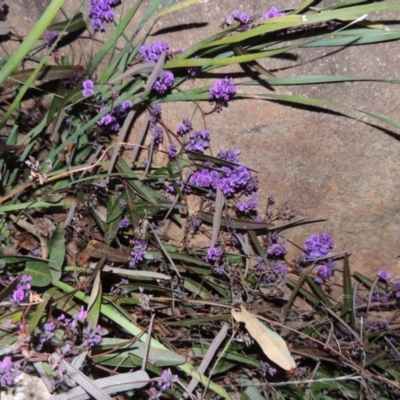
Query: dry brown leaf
[[231, 304, 296, 371]]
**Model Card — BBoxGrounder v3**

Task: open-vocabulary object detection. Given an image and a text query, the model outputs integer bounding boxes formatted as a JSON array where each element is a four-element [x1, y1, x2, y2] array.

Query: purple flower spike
[[89, 0, 120, 31], [209, 77, 236, 103], [153, 70, 174, 94], [129, 240, 147, 267], [168, 143, 178, 160]]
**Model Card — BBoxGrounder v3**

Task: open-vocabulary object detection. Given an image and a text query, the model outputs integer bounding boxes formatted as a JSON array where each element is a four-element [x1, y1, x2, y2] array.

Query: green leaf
[[0, 0, 65, 86], [105, 195, 122, 244], [24, 260, 51, 287], [48, 12, 86, 32], [92, 340, 185, 367], [48, 224, 65, 282]]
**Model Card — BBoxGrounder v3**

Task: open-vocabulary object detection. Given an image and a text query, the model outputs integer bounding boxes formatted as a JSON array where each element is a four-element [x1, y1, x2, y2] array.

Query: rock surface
[[3, 0, 400, 277]]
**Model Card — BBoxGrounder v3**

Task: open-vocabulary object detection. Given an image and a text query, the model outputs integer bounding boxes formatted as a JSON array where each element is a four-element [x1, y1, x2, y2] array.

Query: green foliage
[[1, 0, 400, 399]]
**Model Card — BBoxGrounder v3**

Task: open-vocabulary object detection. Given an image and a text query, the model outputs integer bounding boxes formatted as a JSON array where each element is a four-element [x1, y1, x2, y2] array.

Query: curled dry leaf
[[231, 304, 296, 371]]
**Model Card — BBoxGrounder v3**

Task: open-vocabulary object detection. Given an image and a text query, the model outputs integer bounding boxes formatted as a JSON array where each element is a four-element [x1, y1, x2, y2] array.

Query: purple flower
[[153, 70, 174, 94], [267, 243, 287, 257], [267, 194, 275, 205], [304, 234, 334, 260], [261, 360, 277, 377], [377, 269, 391, 281], [0, 357, 20, 387], [129, 240, 147, 267], [167, 143, 178, 160], [152, 125, 164, 145], [38, 322, 56, 345], [12, 289, 25, 303], [82, 79, 94, 97], [188, 216, 202, 231], [315, 262, 335, 284], [204, 247, 224, 263], [184, 129, 210, 153], [101, 114, 116, 125], [271, 262, 287, 276], [254, 256, 266, 271], [158, 368, 179, 392], [83, 323, 102, 346], [236, 195, 258, 213], [177, 118, 193, 136], [42, 30, 58, 52], [119, 216, 130, 229], [75, 306, 88, 321], [218, 149, 240, 163], [151, 104, 162, 120], [209, 77, 236, 103], [89, 0, 120, 31], [140, 39, 170, 63], [226, 9, 251, 27], [262, 7, 285, 20]]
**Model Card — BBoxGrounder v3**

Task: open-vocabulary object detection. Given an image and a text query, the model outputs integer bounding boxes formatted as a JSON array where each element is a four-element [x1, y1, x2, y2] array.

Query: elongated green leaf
[[0, 0, 64, 86], [48, 224, 65, 282], [48, 12, 86, 32]]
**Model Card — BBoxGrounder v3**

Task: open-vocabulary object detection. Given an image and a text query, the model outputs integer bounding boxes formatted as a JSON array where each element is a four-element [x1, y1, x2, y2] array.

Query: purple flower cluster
[[139, 39, 170, 63], [152, 125, 164, 145], [11, 275, 32, 304], [267, 243, 287, 257], [177, 118, 193, 136], [204, 247, 224, 263], [58, 307, 88, 330], [83, 322, 102, 346], [42, 30, 59, 55], [266, 231, 287, 258], [237, 195, 258, 213], [129, 240, 147, 267], [119, 216, 130, 229], [261, 360, 277, 377], [188, 216, 202, 232], [89, 0, 120, 31], [225, 9, 251, 26], [209, 77, 236, 103], [304, 233, 334, 260], [153, 70, 174, 94], [150, 104, 162, 121], [158, 368, 179, 392], [261, 7, 285, 20], [315, 261, 335, 284], [185, 129, 210, 153], [38, 322, 56, 346], [188, 150, 258, 197], [82, 79, 94, 97], [0, 357, 20, 387], [98, 99, 132, 133], [167, 143, 178, 160]]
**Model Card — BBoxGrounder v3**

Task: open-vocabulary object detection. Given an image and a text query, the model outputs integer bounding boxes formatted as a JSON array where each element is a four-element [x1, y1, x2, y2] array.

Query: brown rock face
[[4, 0, 400, 277]]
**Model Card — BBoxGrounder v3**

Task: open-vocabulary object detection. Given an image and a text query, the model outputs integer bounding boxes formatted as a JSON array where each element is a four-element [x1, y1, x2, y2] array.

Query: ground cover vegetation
[[0, 0, 400, 398]]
